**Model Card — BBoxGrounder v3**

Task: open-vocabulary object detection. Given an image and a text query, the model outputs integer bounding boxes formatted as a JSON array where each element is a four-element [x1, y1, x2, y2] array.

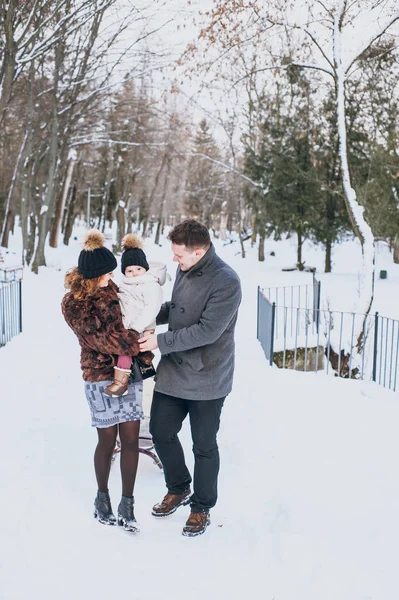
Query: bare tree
[[191, 0, 399, 369], [0, 0, 103, 125]]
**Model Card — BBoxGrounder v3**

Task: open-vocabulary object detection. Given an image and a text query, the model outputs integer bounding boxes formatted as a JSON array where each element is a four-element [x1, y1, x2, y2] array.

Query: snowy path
[[1, 242, 399, 600]]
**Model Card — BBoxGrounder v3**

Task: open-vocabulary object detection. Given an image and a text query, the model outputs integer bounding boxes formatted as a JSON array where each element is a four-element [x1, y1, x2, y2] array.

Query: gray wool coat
[[155, 244, 242, 400]]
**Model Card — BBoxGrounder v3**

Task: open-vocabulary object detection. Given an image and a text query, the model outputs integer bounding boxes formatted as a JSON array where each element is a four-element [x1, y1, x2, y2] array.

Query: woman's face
[[98, 271, 114, 287]]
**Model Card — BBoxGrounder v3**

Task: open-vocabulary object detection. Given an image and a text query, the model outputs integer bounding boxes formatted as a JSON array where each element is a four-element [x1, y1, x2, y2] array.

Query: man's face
[[171, 243, 204, 271]]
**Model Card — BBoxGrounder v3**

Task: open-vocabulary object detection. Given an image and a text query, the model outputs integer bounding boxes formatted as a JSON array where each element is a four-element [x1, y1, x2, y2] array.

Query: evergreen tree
[[185, 120, 223, 227], [244, 68, 323, 266], [310, 92, 352, 272]]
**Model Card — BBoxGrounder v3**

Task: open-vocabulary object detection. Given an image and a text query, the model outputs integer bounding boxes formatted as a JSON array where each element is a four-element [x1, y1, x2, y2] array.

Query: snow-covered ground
[[1, 229, 399, 600]]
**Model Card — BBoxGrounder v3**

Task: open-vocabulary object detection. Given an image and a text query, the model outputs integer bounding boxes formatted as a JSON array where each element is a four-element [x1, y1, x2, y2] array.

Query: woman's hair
[[64, 267, 103, 300], [168, 219, 211, 250]]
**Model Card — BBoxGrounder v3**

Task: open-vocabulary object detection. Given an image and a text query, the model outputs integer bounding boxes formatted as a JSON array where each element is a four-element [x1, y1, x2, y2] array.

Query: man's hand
[[139, 332, 158, 351]]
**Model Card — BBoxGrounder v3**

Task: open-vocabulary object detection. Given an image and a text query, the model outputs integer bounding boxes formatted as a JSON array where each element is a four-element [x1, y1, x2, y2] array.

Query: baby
[[104, 234, 167, 397]]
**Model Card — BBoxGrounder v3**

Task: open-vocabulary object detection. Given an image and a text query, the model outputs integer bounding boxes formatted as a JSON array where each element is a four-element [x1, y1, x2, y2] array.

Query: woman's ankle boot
[[94, 490, 116, 525], [117, 495, 140, 532]]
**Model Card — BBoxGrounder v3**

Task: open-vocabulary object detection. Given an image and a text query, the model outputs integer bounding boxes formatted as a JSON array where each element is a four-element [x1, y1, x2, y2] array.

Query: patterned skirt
[[84, 378, 144, 428]]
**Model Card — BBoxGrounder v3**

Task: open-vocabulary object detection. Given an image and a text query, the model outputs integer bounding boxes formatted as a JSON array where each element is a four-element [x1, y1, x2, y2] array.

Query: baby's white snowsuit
[[118, 261, 167, 333]]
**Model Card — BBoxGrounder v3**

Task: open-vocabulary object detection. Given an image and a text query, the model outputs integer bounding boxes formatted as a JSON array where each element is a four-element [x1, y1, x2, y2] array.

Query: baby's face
[[125, 265, 147, 278]]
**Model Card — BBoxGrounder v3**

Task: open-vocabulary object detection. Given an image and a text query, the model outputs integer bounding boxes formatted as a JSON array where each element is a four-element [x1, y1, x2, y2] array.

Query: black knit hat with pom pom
[[121, 233, 149, 274], [78, 229, 117, 279]]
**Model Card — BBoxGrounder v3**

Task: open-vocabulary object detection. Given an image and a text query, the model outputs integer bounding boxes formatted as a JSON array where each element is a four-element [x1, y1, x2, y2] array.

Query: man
[[139, 219, 241, 537]]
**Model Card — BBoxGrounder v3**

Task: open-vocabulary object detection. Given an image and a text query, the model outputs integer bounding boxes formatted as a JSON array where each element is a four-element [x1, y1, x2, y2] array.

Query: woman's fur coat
[[62, 280, 152, 382]]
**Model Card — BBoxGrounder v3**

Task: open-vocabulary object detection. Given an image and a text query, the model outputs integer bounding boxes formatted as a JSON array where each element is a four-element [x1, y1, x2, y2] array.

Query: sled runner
[[112, 379, 163, 470]]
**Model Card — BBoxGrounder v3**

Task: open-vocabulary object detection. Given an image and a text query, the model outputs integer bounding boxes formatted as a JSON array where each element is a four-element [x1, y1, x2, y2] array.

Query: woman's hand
[[139, 333, 158, 351]]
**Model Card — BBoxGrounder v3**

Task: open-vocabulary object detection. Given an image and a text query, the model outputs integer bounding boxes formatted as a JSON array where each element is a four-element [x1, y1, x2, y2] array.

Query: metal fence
[[0, 266, 23, 348], [257, 288, 275, 365], [263, 278, 321, 312], [373, 313, 399, 392], [257, 286, 399, 392], [264, 279, 321, 335]]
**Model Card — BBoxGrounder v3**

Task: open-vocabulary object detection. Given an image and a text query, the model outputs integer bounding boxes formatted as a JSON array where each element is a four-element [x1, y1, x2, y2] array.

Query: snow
[[1, 226, 399, 599], [68, 148, 77, 161]]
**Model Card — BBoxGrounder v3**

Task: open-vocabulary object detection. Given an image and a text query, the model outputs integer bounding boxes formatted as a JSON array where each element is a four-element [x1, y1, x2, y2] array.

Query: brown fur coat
[[62, 280, 152, 382]]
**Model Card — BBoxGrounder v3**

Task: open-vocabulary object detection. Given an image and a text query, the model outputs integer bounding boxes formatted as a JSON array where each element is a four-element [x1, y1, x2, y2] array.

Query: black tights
[[94, 421, 140, 497]]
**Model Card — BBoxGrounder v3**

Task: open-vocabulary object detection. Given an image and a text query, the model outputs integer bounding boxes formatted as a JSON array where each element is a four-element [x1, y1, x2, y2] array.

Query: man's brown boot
[[182, 511, 210, 537], [151, 490, 191, 517], [104, 367, 131, 397]]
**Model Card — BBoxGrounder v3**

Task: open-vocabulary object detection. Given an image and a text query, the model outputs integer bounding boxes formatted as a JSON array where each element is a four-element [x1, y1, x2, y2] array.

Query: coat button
[[167, 340, 173, 346], [180, 307, 185, 313], [177, 358, 182, 364], [171, 302, 175, 308], [197, 271, 203, 276]]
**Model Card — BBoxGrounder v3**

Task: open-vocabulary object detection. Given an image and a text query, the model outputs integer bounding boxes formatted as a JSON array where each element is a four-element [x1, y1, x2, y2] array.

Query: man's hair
[[168, 219, 211, 250]]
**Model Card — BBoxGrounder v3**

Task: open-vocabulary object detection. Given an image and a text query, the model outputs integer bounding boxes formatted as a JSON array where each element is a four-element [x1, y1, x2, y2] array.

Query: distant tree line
[[0, 0, 398, 289]]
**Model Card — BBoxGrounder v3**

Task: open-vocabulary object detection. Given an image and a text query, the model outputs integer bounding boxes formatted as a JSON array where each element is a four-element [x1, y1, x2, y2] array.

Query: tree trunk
[[31, 35, 62, 273], [125, 174, 137, 226], [20, 170, 29, 265], [258, 235, 265, 261], [1, 203, 15, 249], [155, 157, 172, 246], [297, 231, 303, 269], [49, 151, 77, 248], [393, 236, 399, 264], [324, 240, 332, 273], [99, 145, 114, 232], [154, 221, 162, 246], [116, 202, 126, 251], [26, 214, 36, 266], [1, 131, 28, 247], [0, 1, 17, 125], [239, 205, 246, 258], [142, 217, 149, 238], [219, 210, 228, 241], [20, 63, 35, 264], [325, 239, 332, 273], [334, 11, 375, 316], [331, 9, 376, 374], [250, 212, 256, 246], [63, 184, 77, 246], [145, 152, 168, 238], [239, 231, 246, 259], [31, 102, 59, 272]]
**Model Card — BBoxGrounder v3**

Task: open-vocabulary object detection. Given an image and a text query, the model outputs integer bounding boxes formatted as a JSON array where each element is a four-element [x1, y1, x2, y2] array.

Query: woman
[[62, 229, 152, 533]]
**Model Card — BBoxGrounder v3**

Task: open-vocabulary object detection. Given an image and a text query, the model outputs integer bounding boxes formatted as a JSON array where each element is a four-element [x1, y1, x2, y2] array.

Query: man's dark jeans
[[149, 391, 225, 513]]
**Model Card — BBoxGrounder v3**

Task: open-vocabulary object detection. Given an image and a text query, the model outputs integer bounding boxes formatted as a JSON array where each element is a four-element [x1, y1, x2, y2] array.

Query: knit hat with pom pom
[[121, 233, 149, 274], [78, 229, 117, 279]]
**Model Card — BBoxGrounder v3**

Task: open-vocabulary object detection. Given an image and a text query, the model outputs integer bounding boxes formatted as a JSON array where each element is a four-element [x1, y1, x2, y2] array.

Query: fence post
[[372, 312, 379, 382], [313, 277, 321, 333], [317, 281, 321, 309], [0, 285, 3, 348], [19, 279, 22, 333], [269, 302, 276, 366]]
